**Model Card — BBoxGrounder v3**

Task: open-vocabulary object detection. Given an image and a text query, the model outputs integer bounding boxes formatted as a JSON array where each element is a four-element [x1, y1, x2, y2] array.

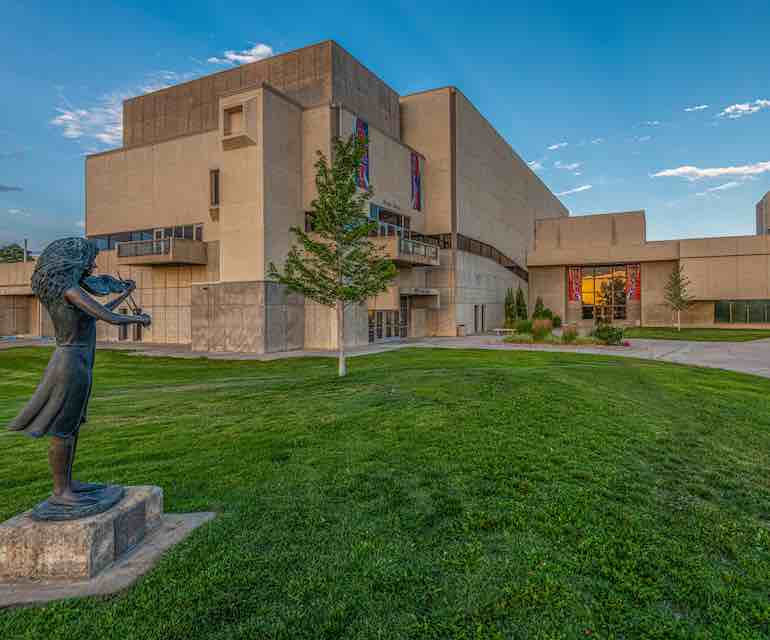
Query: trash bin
[[456, 323, 466, 337]]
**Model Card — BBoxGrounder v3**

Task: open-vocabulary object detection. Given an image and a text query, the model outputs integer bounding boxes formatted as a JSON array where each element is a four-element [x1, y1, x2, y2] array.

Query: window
[[577, 265, 632, 322], [195, 224, 204, 241], [223, 105, 243, 136], [715, 300, 770, 324], [210, 169, 220, 207]]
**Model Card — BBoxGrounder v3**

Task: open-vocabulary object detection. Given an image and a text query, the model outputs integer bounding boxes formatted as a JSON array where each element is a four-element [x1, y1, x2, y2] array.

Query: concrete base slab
[[0, 512, 215, 608]]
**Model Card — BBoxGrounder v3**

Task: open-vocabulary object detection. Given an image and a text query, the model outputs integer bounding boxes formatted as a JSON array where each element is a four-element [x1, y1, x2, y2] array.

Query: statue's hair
[[31, 238, 99, 309]]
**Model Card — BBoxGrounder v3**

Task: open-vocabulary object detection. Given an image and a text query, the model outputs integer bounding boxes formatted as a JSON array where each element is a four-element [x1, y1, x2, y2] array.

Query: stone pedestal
[[0, 486, 162, 581], [0, 486, 215, 608]]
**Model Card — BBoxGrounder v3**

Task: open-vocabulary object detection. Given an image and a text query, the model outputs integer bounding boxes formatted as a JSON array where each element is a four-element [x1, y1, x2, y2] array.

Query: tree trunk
[[336, 301, 347, 377], [677, 309, 681, 332]]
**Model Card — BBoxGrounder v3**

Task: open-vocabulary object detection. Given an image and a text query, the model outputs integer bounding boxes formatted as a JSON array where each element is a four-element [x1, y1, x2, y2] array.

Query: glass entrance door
[[399, 296, 409, 338]]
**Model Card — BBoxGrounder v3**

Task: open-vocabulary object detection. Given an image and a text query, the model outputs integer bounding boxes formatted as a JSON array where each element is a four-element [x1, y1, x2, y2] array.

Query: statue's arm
[[63, 287, 150, 326], [104, 281, 135, 311]]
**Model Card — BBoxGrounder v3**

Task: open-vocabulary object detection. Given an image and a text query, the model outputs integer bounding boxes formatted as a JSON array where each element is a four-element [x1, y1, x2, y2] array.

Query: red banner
[[626, 264, 641, 300], [568, 267, 582, 302]]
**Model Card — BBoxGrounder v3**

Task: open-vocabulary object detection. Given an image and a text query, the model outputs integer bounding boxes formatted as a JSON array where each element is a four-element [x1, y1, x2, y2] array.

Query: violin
[[81, 274, 132, 296]]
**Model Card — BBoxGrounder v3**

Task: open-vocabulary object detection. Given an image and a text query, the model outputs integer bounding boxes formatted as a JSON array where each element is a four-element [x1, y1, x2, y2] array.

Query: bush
[[515, 319, 532, 334], [552, 314, 562, 328], [561, 326, 578, 343], [532, 297, 545, 319], [531, 318, 553, 340], [593, 324, 624, 345], [515, 287, 527, 321]]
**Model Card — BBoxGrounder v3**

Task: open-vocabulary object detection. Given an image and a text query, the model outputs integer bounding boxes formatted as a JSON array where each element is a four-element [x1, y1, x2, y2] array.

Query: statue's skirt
[[8, 345, 92, 439]]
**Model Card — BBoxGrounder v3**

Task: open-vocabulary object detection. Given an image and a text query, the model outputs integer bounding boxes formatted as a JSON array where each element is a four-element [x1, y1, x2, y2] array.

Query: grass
[[1, 346, 770, 639], [503, 333, 601, 346], [624, 326, 770, 342]]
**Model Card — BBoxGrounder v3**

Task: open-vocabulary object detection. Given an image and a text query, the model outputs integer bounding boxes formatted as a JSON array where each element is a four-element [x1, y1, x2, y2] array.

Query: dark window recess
[[90, 224, 203, 249], [714, 300, 770, 324], [210, 169, 220, 207]]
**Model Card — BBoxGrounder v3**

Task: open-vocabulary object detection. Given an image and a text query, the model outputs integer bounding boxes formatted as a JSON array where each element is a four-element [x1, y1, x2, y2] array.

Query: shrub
[[515, 286, 527, 320], [561, 326, 578, 343], [504, 288, 516, 325], [532, 297, 545, 319], [515, 319, 532, 334], [531, 318, 553, 340], [593, 324, 624, 345], [552, 314, 562, 328]]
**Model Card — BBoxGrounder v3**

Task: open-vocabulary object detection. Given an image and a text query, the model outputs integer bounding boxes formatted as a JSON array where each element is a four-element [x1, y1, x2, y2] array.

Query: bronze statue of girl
[[7, 237, 150, 520]]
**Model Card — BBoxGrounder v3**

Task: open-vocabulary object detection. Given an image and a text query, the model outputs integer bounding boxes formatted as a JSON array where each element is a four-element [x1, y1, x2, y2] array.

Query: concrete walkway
[[3, 334, 770, 379]]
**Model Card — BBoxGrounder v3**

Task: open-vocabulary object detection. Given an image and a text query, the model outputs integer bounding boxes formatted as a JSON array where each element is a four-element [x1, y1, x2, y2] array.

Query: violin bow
[[116, 270, 140, 315]]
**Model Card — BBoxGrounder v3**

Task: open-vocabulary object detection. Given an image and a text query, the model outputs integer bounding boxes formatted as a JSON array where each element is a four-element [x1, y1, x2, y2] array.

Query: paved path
[[3, 335, 770, 379]]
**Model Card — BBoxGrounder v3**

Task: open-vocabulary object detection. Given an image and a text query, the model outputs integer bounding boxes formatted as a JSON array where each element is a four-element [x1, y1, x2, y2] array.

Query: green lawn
[[624, 326, 770, 342], [1, 347, 770, 639]]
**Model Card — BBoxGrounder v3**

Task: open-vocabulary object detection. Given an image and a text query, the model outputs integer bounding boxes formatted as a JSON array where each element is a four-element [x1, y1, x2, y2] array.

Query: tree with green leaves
[[269, 135, 397, 377], [504, 288, 515, 326], [515, 286, 527, 321], [0, 243, 24, 263], [664, 264, 694, 331]]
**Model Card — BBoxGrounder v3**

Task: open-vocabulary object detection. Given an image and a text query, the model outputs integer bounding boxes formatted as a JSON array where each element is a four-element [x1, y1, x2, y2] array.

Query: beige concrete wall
[[399, 89, 452, 235], [191, 281, 303, 354], [123, 41, 334, 147], [339, 108, 425, 229], [454, 91, 567, 268], [304, 302, 368, 350], [302, 106, 333, 210], [93, 244, 219, 345], [453, 250, 525, 333], [262, 88, 303, 275], [528, 266, 566, 321], [331, 42, 400, 140], [0, 295, 33, 336], [0, 260, 35, 293]]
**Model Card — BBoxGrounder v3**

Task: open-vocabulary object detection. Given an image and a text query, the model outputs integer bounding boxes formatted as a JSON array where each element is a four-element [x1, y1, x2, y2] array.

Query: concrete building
[[528, 209, 770, 329], [757, 191, 770, 235], [0, 40, 566, 349]]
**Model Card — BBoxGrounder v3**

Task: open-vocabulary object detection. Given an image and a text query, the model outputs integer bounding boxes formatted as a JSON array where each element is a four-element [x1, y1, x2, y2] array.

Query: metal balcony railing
[[117, 239, 171, 258]]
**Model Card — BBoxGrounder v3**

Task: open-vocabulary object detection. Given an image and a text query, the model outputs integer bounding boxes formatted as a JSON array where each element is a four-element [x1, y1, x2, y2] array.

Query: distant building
[[528, 209, 770, 328], [757, 191, 770, 235], [0, 40, 565, 349]]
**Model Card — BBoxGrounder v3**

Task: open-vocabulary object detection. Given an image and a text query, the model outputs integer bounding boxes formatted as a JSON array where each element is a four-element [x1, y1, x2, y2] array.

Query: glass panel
[[582, 305, 594, 320], [733, 301, 748, 323], [194, 225, 203, 241], [749, 300, 765, 324], [714, 301, 730, 323], [183, 225, 194, 240]]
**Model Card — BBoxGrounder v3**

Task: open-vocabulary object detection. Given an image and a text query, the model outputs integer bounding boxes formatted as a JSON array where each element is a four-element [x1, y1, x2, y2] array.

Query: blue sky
[[1, 0, 769, 249]]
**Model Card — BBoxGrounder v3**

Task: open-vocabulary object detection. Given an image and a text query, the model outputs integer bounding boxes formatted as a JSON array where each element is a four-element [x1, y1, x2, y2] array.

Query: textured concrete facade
[[1, 40, 569, 350], [528, 210, 770, 329]]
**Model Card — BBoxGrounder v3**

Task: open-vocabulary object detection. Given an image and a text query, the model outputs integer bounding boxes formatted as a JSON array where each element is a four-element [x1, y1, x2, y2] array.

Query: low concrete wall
[[190, 281, 304, 354]]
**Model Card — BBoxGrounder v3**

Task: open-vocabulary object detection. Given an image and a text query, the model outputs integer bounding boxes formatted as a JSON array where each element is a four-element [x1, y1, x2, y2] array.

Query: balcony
[[116, 238, 207, 266], [371, 226, 440, 267]]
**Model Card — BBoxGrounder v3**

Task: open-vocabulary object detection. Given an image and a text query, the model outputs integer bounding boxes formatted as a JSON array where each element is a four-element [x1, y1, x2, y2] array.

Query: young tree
[[504, 288, 515, 326], [515, 286, 527, 321], [0, 243, 24, 263], [664, 264, 693, 331], [269, 135, 396, 377]]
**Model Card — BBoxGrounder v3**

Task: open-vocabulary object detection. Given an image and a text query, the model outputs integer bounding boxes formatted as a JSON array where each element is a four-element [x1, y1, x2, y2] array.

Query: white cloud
[[208, 43, 274, 65], [554, 160, 582, 171], [636, 135, 652, 143], [718, 99, 770, 119], [547, 142, 568, 151], [591, 138, 604, 144], [527, 160, 544, 171], [556, 184, 593, 196], [7, 208, 30, 217], [50, 71, 197, 149], [651, 161, 770, 181], [640, 120, 661, 126], [684, 104, 709, 112], [696, 181, 743, 196]]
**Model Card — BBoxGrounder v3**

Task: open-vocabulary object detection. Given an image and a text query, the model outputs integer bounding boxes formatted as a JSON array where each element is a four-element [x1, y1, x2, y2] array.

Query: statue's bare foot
[[47, 489, 100, 507], [72, 480, 107, 493]]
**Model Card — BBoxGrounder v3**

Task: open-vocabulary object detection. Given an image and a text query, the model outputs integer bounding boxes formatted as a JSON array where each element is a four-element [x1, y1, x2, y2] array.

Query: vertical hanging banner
[[410, 152, 422, 211], [568, 267, 582, 303], [626, 264, 641, 300], [354, 118, 370, 189]]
